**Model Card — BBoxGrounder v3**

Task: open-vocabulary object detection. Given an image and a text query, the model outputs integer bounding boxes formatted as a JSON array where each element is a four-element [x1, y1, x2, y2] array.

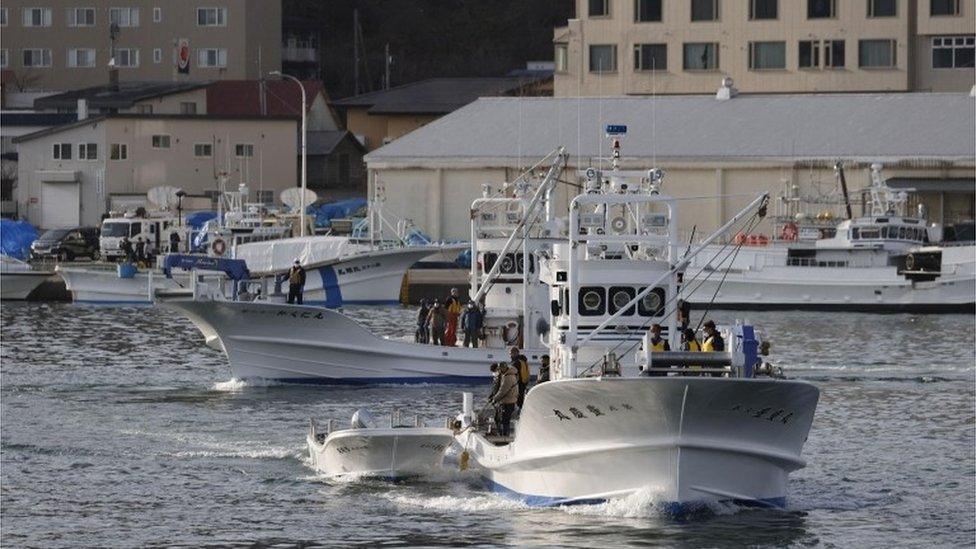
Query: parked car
[[30, 227, 101, 261]]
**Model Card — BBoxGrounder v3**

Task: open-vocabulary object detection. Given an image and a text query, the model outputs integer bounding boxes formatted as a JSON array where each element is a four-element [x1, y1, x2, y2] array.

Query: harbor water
[[1, 303, 973, 547]]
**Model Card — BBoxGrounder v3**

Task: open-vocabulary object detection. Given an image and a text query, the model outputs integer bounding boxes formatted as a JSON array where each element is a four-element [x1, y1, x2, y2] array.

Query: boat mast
[[834, 161, 854, 220]]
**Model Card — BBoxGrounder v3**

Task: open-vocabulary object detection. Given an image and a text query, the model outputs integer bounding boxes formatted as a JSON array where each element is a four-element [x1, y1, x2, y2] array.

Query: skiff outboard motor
[[351, 408, 377, 429]]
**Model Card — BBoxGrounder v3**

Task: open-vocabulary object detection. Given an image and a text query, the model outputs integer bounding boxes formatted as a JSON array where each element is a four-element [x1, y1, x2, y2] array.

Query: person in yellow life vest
[[645, 323, 671, 377], [443, 287, 463, 346], [509, 346, 530, 408], [287, 260, 307, 304], [681, 327, 702, 375], [701, 320, 726, 377]]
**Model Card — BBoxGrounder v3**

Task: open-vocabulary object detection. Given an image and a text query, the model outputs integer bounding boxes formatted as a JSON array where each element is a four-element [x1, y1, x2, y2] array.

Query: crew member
[[460, 302, 484, 348], [135, 237, 146, 265], [443, 287, 463, 346], [701, 320, 726, 377], [486, 363, 501, 432], [416, 299, 431, 344], [427, 301, 447, 346], [287, 260, 307, 304], [169, 230, 181, 253], [682, 328, 702, 375], [645, 323, 671, 377], [491, 363, 518, 437], [509, 346, 530, 408], [538, 355, 551, 383], [120, 236, 134, 263]]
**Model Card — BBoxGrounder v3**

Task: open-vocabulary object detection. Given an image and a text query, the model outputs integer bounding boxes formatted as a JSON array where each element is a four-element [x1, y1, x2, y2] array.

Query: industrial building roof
[[333, 76, 551, 115], [366, 93, 976, 165], [33, 82, 209, 110], [207, 80, 332, 117]]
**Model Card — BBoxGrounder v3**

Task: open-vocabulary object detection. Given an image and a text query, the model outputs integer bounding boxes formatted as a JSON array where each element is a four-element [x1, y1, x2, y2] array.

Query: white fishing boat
[[61, 184, 455, 305], [307, 408, 454, 479], [454, 129, 819, 515], [160, 149, 570, 382], [683, 165, 975, 313], [0, 255, 53, 300]]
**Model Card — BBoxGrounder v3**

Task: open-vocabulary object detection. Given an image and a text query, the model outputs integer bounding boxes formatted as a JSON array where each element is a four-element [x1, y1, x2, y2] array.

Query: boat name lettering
[[419, 443, 447, 451], [335, 445, 370, 454], [240, 308, 326, 320], [552, 402, 634, 421], [336, 262, 381, 276], [730, 404, 794, 424]]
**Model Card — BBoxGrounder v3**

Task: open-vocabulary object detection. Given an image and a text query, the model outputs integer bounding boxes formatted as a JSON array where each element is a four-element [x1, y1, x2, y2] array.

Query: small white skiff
[[307, 409, 455, 479]]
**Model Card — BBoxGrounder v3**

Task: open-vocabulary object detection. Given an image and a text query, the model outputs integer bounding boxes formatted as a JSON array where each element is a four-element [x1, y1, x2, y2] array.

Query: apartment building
[[1, 1, 281, 91], [13, 113, 297, 228], [553, 0, 975, 95]]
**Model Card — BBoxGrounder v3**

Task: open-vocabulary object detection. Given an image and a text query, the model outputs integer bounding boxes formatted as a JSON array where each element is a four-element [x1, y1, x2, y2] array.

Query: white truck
[[100, 215, 187, 261]]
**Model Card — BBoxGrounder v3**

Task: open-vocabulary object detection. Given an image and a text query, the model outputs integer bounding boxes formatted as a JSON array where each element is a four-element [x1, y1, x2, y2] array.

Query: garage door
[[40, 182, 80, 229]]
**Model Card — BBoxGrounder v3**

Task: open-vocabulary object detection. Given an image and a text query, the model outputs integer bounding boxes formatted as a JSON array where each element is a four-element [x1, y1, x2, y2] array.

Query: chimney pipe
[[77, 99, 89, 121]]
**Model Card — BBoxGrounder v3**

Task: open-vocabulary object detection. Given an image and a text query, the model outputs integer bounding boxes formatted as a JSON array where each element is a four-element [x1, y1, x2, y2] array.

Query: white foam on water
[[170, 445, 298, 460], [561, 487, 669, 519], [209, 378, 283, 392], [386, 492, 529, 514]]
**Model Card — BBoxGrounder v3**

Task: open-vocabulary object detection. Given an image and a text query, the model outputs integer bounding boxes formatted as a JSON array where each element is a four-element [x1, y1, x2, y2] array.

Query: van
[[100, 216, 185, 261], [30, 227, 101, 261]]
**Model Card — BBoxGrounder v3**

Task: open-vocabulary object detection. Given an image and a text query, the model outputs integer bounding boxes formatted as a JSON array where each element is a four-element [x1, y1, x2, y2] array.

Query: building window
[[67, 48, 96, 68], [749, 41, 785, 69], [152, 135, 171, 149], [683, 42, 718, 70], [749, 0, 777, 19], [799, 41, 819, 68], [194, 143, 213, 157], [634, 43, 667, 71], [868, 0, 897, 17], [22, 7, 52, 27], [78, 143, 97, 160], [197, 7, 227, 26], [589, 45, 617, 72], [114, 48, 139, 67], [135, 104, 152, 114], [933, 36, 975, 68], [691, 0, 718, 21], [588, 0, 610, 17], [235, 144, 254, 157], [67, 7, 95, 26], [807, 0, 835, 18], [197, 48, 227, 68], [931, 0, 961, 15], [53, 143, 72, 160], [153, 6, 161, 22], [110, 143, 128, 161], [22, 49, 52, 68], [800, 40, 844, 68], [0, 50, 7, 69], [555, 44, 569, 72], [0, 8, 7, 26], [859, 39, 896, 68], [179, 102, 197, 114], [635, 0, 662, 22], [109, 7, 140, 26], [153, 48, 162, 63]]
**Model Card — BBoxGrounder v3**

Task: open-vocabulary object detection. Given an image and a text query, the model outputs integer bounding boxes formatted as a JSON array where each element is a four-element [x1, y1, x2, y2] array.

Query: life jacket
[[650, 336, 668, 352], [514, 356, 529, 383], [446, 296, 462, 315], [702, 337, 714, 352], [686, 340, 701, 353]]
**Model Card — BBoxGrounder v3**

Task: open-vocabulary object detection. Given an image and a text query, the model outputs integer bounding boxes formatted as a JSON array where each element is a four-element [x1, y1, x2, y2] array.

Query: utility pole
[[353, 9, 360, 95]]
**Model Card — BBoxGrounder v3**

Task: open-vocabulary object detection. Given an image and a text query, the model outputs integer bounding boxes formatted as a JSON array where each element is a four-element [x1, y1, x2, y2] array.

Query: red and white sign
[[177, 39, 190, 74]]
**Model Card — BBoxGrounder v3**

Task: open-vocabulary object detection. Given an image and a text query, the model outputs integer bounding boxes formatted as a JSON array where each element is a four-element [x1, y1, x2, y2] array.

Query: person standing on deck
[[460, 302, 484, 348], [509, 346, 530, 408], [443, 287, 463, 346], [538, 355, 551, 383], [701, 320, 726, 377], [287, 260, 307, 304], [428, 301, 447, 346], [491, 363, 518, 437], [169, 230, 181, 253], [416, 299, 431, 343]]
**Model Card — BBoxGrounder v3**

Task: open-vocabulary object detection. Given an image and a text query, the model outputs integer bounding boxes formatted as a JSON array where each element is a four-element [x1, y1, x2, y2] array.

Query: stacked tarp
[[0, 220, 40, 260], [233, 236, 364, 274], [306, 198, 367, 228]]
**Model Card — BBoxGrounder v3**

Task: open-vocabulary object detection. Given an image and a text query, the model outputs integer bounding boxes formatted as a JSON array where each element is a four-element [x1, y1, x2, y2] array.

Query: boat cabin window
[[851, 228, 859, 239], [483, 252, 534, 275], [608, 286, 636, 315], [860, 227, 880, 239], [579, 287, 606, 316], [637, 287, 666, 317]]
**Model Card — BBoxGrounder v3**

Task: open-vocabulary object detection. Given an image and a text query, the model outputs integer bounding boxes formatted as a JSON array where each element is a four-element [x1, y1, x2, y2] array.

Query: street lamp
[[269, 70, 307, 237]]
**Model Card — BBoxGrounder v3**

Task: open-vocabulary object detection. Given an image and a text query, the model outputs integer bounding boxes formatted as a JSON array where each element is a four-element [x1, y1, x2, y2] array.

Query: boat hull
[[161, 299, 546, 382], [58, 266, 184, 304], [0, 272, 52, 300], [459, 377, 819, 512], [307, 427, 455, 479]]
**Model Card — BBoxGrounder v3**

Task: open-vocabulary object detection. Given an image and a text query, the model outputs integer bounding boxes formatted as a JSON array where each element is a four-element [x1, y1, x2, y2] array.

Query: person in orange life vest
[[443, 287, 463, 346]]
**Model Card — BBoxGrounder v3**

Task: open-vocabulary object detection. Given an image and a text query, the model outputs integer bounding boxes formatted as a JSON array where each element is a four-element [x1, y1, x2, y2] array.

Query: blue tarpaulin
[[163, 254, 250, 280], [0, 220, 40, 260], [185, 211, 218, 230], [455, 249, 472, 268], [306, 198, 367, 228]]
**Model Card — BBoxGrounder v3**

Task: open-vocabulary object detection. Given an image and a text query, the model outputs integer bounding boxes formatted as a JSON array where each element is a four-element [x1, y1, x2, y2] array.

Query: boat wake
[[386, 492, 530, 513], [209, 378, 284, 392]]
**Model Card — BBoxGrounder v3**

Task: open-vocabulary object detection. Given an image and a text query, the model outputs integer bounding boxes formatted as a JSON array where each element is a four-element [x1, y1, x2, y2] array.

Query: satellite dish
[[146, 185, 184, 209], [280, 187, 318, 211]]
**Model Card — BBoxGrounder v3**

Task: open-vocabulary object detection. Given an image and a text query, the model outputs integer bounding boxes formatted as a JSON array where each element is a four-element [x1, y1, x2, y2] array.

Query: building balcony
[[283, 47, 318, 63]]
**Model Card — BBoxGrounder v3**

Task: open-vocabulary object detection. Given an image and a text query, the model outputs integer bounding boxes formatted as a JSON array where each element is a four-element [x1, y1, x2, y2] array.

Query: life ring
[[610, 216, 627, 232], [733, 232, 747, 245], [502, 321, 520, 345], [905, 253, 916, 271], [212, 238, 227, 256]]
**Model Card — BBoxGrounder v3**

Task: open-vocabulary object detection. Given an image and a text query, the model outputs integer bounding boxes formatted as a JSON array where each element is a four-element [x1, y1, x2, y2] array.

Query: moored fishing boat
[[1, 255, 53, 300]]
